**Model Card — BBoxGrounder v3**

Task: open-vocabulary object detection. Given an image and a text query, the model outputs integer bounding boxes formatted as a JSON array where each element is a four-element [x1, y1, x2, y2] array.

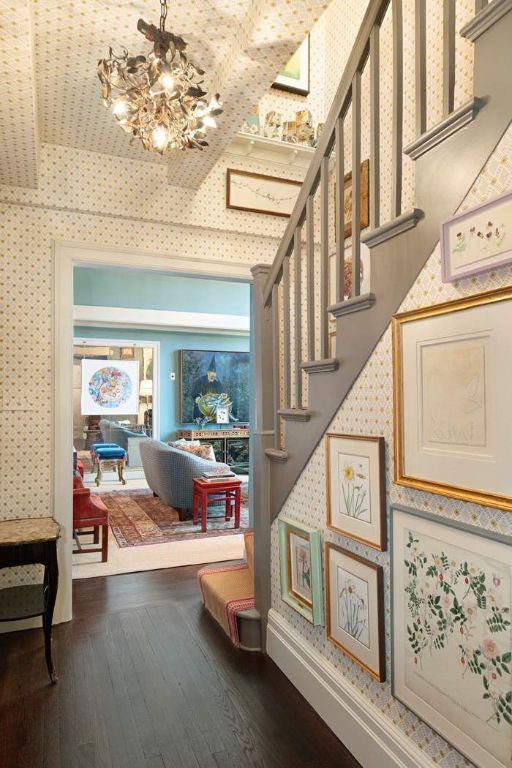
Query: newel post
[[250, 263, 275, 650]]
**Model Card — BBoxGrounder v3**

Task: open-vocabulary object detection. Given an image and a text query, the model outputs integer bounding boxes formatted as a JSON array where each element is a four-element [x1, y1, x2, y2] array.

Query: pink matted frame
[[440, 189, 512, 283]]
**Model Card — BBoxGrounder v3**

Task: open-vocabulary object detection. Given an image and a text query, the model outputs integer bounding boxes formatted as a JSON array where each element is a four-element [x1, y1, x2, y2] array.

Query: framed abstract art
[[391, 504, 512, 768], [326, 543, 385, 682], [278, 517, 324, 625], [393, 286, 512, 511], [441, 190, 512, 282], [80, 358, 139, 416], [326, 433, 386, 550], [272, 36, 310, 96]]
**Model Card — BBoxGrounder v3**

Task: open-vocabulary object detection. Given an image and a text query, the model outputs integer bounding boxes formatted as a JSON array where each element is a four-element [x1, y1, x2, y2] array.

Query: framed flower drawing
[[326, 543, 385, 681], [278, 517, 324, 625], [393, 286, 512, 511], [326, 434, 386, 550], [391, 504, 512, 768], [441, 190, 512, 282]]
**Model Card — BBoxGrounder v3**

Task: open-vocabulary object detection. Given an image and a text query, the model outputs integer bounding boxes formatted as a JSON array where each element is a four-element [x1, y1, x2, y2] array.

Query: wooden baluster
[[474, 0, 487, 9], [320, 156, 330, 358], [282, 255, 291, 409], [352, 71, 362, 297], [392, 0, 403, 219], [294, 227, 302, 407], [271, 283, 281, 449], [443, 0, 456, 117], [306, 195, 315, 361], [415, 0, 427, 136], [335, 116, 345, 303], [370, 23, 380, 230]]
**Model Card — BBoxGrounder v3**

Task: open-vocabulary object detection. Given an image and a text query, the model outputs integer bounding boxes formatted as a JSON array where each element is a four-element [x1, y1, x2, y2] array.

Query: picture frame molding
[[278, 516, 324, 625], [325, 542, 385, 682], [326, 432, 387, 551], [392, 285, 512, 511], [226, 168, 302, 218]]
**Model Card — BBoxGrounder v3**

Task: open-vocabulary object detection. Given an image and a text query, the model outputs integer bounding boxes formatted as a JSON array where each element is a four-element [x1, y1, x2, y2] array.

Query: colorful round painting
[[88, 366, 132, 409]]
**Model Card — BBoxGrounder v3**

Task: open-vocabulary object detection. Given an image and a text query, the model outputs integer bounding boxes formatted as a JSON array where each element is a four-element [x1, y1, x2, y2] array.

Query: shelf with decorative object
[[226, 132, 315, 170], [176, 427, 250, 474]]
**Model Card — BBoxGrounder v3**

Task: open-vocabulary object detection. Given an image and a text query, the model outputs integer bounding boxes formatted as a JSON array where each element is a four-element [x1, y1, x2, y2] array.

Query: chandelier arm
[[160, 0, 168, 32]]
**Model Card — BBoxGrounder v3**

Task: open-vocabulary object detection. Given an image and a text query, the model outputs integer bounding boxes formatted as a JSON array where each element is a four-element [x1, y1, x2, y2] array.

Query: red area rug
[[101, 488, 250, 548]]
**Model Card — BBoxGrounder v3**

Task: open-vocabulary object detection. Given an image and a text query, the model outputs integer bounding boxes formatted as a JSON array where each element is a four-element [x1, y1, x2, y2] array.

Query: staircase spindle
[[294, 228, 303, 407], [306, 195, 315, 361], [370, 24, 381, 230], [475, 0, 487, 9], [271, 283, 281, 449], [320, 156, 330, 358], [443, 0, 456, 117], [351, 71, 362, 297], [415, 0, 427, 136], [335, 116, 345, 303], [391, 0, 403, 219], [282, 256, 291, 409]]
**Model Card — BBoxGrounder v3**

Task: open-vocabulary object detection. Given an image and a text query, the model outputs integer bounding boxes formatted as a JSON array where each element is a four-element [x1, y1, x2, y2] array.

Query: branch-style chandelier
[[97, 0, 223, 154]]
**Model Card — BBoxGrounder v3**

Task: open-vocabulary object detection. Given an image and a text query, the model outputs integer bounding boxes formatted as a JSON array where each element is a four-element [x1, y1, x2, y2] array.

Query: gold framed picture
[[335, 159, 370, 240], [393, 286, 512, 510]]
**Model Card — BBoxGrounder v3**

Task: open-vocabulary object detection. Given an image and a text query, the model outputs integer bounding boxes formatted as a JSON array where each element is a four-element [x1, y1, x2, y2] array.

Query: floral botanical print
[[338, 568, 370, 647], [453, 220, 506, 256], [290, 532, 312, 605], [405, 530, 512, 726], [337, 453, 371, 521]]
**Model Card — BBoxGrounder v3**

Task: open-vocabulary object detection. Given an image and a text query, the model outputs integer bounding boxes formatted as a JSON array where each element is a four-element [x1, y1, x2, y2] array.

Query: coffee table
[[192, 477, 242, 533]]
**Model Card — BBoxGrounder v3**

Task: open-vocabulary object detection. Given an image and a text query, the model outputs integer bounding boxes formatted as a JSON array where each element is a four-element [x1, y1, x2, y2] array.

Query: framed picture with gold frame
[[326, 543, 385, 682], [393, 286, 512, 511], [226, 169, 302, 218], [278, 516, 324, 625], [326, 433, 387, 550], [335, 159, 370, 240]]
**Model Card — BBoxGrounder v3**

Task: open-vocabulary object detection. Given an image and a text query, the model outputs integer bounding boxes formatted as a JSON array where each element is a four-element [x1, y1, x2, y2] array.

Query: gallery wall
[[271, 125, 512, 768], [74, 325, 250, 443]]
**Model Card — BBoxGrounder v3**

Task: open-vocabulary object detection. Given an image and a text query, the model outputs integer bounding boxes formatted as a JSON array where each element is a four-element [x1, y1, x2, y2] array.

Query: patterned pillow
[[170, 441, 216, 462]]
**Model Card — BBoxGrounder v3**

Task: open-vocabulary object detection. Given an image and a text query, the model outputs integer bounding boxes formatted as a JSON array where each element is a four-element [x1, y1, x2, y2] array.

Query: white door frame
[[72, 336, 161, 441], [54, 241, 253, 624]]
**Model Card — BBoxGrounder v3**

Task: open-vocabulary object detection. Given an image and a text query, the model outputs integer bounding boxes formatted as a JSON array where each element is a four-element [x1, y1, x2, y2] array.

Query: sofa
[[99, 418, 149, 466], [139, 438, 230, 517]]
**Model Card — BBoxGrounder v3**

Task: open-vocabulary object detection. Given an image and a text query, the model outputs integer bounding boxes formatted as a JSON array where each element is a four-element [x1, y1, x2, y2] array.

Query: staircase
[[251, 0, 512, 642]]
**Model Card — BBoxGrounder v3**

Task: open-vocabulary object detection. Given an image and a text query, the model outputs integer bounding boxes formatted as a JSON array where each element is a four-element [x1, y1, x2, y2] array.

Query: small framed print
[[216, 406, 229, 424], [391, 504, 512, 768], [226, 169, 302, 218], [393, 286, 512, 511], [326, 434, 386, 550], [326, 543, 385, 682], [441, 190, 512, 282], [278, 517, 324, 625], [272, 36, 310, 96], [335, 159, 370, 240]]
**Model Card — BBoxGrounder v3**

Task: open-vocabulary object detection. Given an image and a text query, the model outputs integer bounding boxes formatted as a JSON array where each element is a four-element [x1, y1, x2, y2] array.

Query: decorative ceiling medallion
[[97, 0, 223, 154]]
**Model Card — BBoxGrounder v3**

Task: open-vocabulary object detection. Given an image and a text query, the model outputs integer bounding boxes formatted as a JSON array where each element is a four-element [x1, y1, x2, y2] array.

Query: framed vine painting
[[278, 517, 324, 625], [391, 504, 512, 768]]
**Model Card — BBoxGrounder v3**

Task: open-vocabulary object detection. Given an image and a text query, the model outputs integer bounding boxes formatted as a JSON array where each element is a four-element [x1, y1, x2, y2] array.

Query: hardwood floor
[[0, 566, 361, 768]]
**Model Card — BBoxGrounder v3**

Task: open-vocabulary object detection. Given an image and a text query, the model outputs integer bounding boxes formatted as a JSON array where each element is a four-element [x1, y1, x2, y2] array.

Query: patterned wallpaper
[[271, 125, 512, 768]]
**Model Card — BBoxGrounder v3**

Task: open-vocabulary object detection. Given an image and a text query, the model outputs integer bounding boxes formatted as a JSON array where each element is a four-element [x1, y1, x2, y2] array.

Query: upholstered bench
[[197, 532, 260, 651], [91, 444, 127, 487]]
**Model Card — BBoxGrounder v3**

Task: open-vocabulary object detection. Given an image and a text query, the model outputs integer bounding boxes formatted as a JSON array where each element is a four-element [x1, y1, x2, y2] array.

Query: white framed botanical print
[[326, 433, 386, 550], [393, 286, 512, 511], [391, 504, 512, 768], [278, 517, 324, 625], [326, 543, 385, 681]]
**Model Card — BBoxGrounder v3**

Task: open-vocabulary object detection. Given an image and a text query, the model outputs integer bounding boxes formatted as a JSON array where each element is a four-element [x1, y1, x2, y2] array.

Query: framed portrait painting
[[278, 517, 324, 625], [272, 36, 310, 96], [226, 169, 302, 218], [393, 286, 512, 511], [441, 190, 512, 282], [326, 543, 385, 682], [392, 504, 512, 768], [326, 434, 386, 550], [180, 349, 250, 424]]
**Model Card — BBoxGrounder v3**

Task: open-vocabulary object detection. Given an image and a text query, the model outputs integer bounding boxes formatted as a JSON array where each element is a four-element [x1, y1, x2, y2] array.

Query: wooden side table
[[0, 517, 61, 684], [193, 478, 242, 533]]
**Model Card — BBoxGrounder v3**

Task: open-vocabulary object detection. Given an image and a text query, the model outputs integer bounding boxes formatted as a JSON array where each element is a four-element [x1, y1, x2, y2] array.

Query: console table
[[0, 517, 61, 684], [177, 428, 250, 474]]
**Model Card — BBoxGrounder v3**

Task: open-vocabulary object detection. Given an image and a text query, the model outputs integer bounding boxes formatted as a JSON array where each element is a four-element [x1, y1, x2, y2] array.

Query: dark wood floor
[[0, 566, 360, 768]]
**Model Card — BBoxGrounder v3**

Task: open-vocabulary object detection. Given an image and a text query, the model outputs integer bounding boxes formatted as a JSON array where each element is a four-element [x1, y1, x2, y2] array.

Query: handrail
[[262, 0, 391, 306]]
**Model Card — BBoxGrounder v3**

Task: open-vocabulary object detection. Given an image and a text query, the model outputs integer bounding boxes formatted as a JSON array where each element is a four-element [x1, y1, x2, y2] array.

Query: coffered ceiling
[[0, 0, 329, 189]]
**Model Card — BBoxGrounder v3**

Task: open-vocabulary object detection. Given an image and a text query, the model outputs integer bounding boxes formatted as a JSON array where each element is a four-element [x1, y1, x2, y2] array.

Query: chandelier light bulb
[[97, 0, 223, 153]]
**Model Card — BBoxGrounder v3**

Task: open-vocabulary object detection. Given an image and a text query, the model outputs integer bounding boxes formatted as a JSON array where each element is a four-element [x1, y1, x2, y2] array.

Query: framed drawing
[[326, 543, 385, 681], [391, 504, 512, 768], [278, 516, 324, 625], [326, 434, 386, 550], [441, 190, 512, 282], [272, 36, 310, 96], [180, 349, 250, 424], [393, 286, 512, 511], [81, 359, 139, 416], [335, 159, 370, 240], [226, 169, 302, 218]]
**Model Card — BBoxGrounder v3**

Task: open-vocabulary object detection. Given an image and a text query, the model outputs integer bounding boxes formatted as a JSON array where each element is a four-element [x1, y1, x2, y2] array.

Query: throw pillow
[[170, 440, 216, 462]]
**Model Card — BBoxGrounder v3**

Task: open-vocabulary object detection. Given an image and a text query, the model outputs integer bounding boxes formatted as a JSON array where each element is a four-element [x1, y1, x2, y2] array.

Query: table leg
[[43, 541, 59, 684], [201, 489, 207, 533], [225, 493, 232, 521], [235, 487, 241, 529], [117, 459, 126, 485], [95, 460, 102, 487], [193, 491, 199, 524]]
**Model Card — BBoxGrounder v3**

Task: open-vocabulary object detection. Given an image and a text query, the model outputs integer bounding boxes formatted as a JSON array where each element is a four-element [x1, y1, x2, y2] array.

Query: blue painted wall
[[74, 267, 250, 316], [74, 325, 250, 442]]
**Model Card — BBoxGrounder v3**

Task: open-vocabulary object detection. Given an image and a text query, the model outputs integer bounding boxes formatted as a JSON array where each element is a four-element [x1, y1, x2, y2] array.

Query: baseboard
[[267, 609, 434, 768]]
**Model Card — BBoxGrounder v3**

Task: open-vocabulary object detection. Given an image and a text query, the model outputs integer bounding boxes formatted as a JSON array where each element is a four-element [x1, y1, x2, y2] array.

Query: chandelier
[[97, 0, 223, 154]]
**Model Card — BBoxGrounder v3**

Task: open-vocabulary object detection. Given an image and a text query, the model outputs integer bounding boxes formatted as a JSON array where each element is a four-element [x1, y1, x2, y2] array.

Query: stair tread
[[301, 358, 339, 374], [265, 448, 289, 462], [278, 408, 312, 421]]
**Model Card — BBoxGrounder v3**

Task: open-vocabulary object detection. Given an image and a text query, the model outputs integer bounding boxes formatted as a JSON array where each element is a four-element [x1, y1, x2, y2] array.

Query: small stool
[[92, 445, 126, 486], [193, 477, 242, 533]]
